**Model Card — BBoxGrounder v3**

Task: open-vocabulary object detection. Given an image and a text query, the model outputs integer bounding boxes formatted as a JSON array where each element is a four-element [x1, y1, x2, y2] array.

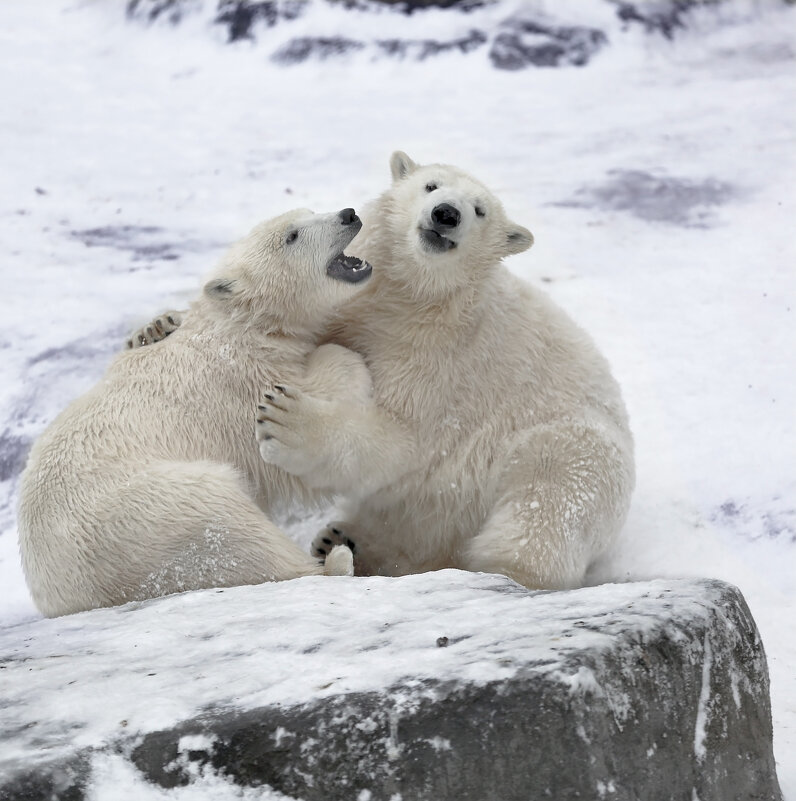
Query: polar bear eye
[[475, 206, 486, 218], [425, 183, 438, 193], [286, 231, 298, 244]]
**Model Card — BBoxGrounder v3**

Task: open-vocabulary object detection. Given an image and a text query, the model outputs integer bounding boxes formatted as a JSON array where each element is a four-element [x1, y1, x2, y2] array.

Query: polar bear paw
[[126, 310, 183, 349], [312, 522, 357, 559], [256, 384, 326, 477], [322, 544, 354, 577]]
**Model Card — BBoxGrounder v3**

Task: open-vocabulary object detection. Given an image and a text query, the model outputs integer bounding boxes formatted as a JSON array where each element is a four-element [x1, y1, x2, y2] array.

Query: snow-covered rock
[[0, 572, 782, 800]]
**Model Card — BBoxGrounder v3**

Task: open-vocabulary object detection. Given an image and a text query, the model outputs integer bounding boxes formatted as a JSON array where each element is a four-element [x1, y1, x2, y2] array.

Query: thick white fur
[[259, 153, 635, 590], [18, 209, 369, 617]]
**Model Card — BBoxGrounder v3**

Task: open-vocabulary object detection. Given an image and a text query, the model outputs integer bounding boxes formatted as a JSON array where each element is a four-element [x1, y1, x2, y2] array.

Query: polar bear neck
[[331, 263, 497, 355], [190, 294, 327, 345]]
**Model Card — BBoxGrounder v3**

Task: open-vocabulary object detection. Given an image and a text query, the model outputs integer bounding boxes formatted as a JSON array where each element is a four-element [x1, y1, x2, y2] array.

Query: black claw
[[257, 405, 267, 411], [322, 537, 333, 546], [167, 315, 175, 325], [263, 435, 272, 441], [274, 384, 285, 393], [346, 538, 356, 553], [331, 527, 342, 535], [264, 394, 274, 401]]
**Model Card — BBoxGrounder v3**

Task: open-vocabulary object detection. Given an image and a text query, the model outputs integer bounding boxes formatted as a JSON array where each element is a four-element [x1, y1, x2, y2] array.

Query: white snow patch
[[177, 734, 216, 753], [426, 736, 453, 752], [596, 779, 617, 798], [694, 636, 713, 762], [558, 665, 603, 696], [86, 752, 300, 801]]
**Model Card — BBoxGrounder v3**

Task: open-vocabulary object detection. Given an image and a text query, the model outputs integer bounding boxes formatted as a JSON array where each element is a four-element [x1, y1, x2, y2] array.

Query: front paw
[[126, 310, 183, 349], [255, 384, 325, 477]]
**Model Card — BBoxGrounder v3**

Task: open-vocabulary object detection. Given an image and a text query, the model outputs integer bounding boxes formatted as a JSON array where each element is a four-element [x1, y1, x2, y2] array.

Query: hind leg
[[464, 423, 633, 590], [90, 460, 352, 609]]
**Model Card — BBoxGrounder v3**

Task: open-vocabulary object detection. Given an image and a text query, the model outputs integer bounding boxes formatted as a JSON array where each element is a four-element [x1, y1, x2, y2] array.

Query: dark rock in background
[[610, 0, 722, 40], [127, 0, 307, 41], [490, 19, 607, 69], [0, 573, 783, 800], [273, 35, 365, 64], [215, 0, 306, 42], [124, 0, 796, 68], [377, 29, 486, 59], [126, 0, 201, 25], [364, 0, 491, 11]]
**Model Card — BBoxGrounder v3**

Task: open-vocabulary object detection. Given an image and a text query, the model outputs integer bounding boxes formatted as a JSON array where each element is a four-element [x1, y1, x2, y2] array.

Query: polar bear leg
[[87, 461, 350, 608], [464, 424, 630, 590]]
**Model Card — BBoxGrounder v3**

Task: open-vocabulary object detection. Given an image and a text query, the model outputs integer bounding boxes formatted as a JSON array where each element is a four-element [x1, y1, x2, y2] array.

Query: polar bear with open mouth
[[18, 208, 373, 616]]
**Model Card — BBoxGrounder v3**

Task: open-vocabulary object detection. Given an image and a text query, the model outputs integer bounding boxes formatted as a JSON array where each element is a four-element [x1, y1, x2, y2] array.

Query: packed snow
[[0, 0, 794, 797]]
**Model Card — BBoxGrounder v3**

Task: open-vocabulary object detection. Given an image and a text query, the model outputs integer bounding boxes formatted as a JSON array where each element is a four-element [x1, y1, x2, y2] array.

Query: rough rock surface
[[0, 572, 782, 800]]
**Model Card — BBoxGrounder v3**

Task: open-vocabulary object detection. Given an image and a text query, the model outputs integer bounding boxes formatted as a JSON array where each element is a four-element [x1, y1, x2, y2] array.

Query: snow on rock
[[0, 571, 782, 800]]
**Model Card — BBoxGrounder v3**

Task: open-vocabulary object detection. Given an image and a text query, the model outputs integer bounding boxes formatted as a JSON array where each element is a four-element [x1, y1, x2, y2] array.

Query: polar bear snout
[[338, 207, 360, 227], [335, 209, 363, 244], [432, 203, 461, 230], [418, 203, 464, 253]]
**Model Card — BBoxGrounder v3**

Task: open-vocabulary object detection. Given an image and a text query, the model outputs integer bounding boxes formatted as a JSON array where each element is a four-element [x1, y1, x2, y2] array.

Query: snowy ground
[[0, 0, 794, 797]]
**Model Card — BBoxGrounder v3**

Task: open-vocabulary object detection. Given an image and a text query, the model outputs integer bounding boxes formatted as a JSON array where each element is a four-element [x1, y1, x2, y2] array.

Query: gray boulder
[[0, 572, 782, 800]]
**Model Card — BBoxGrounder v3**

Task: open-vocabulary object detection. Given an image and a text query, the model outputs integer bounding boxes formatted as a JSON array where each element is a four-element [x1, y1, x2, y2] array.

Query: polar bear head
[[379, 151, 533, 296], [203, 208, 371, 333]]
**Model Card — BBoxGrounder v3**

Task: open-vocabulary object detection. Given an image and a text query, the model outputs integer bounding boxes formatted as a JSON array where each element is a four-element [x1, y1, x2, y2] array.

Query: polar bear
[[255, 153, 635, 590], [18, 208, 373, 617]]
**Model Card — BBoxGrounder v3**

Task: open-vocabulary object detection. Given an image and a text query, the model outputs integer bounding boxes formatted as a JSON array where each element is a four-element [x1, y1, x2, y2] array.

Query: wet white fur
[[262, 153, 635, 590], [17, 209, 367, 616]]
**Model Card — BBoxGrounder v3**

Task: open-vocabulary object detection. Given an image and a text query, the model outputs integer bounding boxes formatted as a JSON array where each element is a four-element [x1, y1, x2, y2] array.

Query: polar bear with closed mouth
[[256, 153, 635, 590], [18, 207, 373, 617]]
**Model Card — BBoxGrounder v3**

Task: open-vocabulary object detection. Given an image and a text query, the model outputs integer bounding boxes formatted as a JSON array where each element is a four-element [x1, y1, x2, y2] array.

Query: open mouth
[[327, 254, 372, 284], [419, 228, 457, 252]]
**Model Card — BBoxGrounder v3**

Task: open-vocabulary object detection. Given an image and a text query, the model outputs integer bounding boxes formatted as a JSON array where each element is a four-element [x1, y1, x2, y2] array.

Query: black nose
[[338, 208, 358, 225], [432, 203, 461, 229]]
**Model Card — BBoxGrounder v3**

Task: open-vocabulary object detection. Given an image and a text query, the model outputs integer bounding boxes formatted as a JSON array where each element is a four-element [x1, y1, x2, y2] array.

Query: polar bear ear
[[503, 224, 534, 256], [390, 151, 419, 182], [204, 277, 239, 301]]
